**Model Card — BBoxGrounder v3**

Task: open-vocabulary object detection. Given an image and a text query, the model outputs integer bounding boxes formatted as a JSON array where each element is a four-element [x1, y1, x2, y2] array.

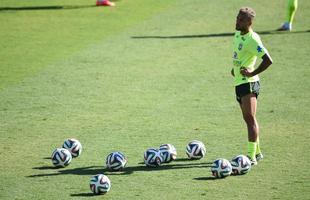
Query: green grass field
[[1, 0, 310, 199]]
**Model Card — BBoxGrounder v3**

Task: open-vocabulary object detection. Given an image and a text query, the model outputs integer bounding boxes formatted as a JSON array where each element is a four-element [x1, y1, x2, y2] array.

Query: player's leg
[[287, 0, 298, 25], [256, 136, 264, 161], [240, 93, 259, 165], [277, 0, 298, 31]]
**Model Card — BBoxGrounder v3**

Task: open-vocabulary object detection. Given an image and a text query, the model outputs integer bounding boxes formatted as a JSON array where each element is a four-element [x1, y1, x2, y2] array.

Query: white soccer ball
[[211, 158, 232, 178], [230, 155, 251, 175], [51, 148, 72, 167], [62, 138, 82, 158], [186, 140, 206, 159], [106, 151, 127, 171], [159, 144, 177, 163], [144, 148, 163, 167], [89, 174, 111, 195]]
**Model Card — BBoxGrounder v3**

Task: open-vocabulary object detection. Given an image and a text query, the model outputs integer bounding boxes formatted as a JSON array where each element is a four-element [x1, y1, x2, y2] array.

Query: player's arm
[[240, 53, 273, 77]]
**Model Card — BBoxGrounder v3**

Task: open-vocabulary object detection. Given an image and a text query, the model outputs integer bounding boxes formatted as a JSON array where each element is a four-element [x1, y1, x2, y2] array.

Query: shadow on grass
[[28, 158, 212, 178], [136, 157, 203, 164], [70, 193, 96, 197], [131, 29, 310, 39], [173, 157, 197, 162], [33, 166, 56, 170], [0, 5, 96, 12], [194, 176, 218, 181]]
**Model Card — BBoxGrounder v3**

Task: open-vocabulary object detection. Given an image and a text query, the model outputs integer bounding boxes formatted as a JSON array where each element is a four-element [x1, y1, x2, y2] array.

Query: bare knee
[[243, 114, 256, 125]]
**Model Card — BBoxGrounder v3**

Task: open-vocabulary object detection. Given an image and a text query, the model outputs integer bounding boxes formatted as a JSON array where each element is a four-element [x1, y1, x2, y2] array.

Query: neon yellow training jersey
[[232, 30, 269, 86]]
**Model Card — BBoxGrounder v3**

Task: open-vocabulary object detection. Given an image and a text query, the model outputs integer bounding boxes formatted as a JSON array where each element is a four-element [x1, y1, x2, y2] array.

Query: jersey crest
[[257, 46, 263, 53]]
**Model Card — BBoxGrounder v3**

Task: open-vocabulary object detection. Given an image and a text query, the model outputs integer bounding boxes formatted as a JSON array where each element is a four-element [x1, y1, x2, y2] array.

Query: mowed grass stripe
[[0, 0, 178, 90]]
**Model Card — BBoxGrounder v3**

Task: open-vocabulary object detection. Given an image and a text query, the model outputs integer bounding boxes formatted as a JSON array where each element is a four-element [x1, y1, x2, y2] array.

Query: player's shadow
[[0, 5, 96, 12], [28, 158, 212, 178], [131, 29, 310, 39]]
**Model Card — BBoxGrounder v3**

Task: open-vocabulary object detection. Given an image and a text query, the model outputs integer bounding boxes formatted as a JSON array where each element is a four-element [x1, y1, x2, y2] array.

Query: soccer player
[[96, 0, 115, 6], [277, 0, 298, 31], [231, 7, 273, 165]]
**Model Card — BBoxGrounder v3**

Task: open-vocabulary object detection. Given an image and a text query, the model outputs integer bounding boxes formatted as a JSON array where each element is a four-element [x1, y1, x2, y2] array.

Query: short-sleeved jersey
[[232, 30, 268, 86]]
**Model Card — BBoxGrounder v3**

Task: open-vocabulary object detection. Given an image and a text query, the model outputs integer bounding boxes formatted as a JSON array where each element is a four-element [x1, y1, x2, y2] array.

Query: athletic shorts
[[235, 81, 260, 104]]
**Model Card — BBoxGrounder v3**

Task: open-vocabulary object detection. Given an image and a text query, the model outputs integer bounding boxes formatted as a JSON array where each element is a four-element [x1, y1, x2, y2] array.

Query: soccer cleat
[[96, 0, 115, 6], [276, 23, 292, 31], [255, 153, 264, 162], [247, 156, 257, 166]]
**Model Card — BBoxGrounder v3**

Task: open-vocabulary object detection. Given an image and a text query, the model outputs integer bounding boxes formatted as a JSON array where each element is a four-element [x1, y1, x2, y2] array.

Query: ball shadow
[[193, 176, 218, 181], [28, 158, 213, 178], [33, 166, 58, 170], [70, 193, 97, 197]]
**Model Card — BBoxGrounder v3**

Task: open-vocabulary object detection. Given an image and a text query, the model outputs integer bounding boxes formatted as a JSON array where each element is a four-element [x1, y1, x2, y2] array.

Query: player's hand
[[240, 67, 253, 77]]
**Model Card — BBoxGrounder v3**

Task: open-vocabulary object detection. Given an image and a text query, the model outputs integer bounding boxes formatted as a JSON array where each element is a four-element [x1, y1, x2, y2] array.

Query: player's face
[[235, 13, 251, 32]]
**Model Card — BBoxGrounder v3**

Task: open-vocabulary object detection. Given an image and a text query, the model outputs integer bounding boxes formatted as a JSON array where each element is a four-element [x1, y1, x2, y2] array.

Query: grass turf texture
[[1, 0, 310, 199]]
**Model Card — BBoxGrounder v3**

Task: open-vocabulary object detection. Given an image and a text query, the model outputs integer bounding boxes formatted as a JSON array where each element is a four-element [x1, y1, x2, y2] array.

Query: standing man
[[232, 7, 273, 165]]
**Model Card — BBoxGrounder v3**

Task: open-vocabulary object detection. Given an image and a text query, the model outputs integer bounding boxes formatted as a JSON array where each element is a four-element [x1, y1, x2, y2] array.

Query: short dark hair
[[239, 7, 256, 20]]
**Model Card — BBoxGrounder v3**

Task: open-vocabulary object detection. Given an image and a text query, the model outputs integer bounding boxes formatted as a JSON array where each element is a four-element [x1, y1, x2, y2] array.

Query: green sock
[[286, 0, 298, 24], [247, 142, 257, 160], [256, 137, 261, 155]]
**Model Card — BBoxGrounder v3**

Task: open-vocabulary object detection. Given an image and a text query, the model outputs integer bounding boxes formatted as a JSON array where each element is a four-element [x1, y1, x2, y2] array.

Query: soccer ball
[[230, 155, 251, 175], [90, 174, 111, 195], [51, 148, 72, 167], [211, 158, 232, 178], [62, 138, 82, 158], [144, 148, 163, 167], [106, 151, 127, 171], [186, 140, 206, 159], [159, 144, 177, 163]]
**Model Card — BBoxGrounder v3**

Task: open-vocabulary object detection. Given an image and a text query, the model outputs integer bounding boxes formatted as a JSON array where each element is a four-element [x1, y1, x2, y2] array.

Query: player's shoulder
[[249, 31, 262, 42]]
